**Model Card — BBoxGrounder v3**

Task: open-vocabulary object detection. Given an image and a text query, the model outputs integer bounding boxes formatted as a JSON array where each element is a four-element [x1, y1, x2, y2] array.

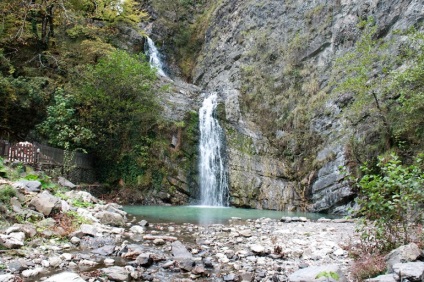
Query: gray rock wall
[[191, 0, 424, 213]]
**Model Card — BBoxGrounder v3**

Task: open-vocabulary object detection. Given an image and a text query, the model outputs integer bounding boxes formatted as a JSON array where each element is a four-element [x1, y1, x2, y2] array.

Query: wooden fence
[[0, 140, 95, 183]]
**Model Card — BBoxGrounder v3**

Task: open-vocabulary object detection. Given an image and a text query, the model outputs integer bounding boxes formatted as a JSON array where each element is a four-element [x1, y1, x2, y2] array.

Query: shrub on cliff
[[354, 153, 424, 252]]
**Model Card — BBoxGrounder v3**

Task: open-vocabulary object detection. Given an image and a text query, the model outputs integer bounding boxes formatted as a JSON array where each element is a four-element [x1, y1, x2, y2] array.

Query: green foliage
[[0, 74, 51, 139], [74, 49, 160, 184], [0, 158, 7, 178], [354, 153, 424, 252], [38, 88, 95, 149], [315, 271, 340, 281], [389, 29, 424, 147], [0, 185, 16, 203], [71, 198, 94, 208], [64, 210, 91, 226]]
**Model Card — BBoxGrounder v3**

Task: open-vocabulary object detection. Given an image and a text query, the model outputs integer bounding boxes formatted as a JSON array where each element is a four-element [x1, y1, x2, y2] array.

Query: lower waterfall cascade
[[198, 93, 229, 206]]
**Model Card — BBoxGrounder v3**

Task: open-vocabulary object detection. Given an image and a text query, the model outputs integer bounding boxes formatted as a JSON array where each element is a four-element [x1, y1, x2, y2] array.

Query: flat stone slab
[[172, 241, 193, 260], [44, 272, 85, 282], [289, 264, 347, 282]]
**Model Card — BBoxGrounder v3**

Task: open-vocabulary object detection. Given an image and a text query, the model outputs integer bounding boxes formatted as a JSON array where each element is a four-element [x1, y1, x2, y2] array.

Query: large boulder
[[58, 177, 76, 189], [0, 232, 25, 249], [393, 262, 424, 281], [288, 264, 347, 282], [101, 266, 129, 281], [29, 191, 61, 216], [385, 243, 422, 273], [13, 180, 41, 193], [94, 211, 126, 227], [171, 241, 193, 260]]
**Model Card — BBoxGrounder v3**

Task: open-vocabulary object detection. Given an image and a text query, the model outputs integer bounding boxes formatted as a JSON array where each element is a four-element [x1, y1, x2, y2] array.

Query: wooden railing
[[0, 140, 95, 183]]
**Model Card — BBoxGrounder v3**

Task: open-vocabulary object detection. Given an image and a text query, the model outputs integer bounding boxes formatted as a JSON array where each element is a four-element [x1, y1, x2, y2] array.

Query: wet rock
[[203, 257, 214, 268], [13, 180, 41, 193], [21, 267, 44, 278], [44, 272, 85, 282], [239, 230, 252, 237], [172, 241, 193, 259], [250, 244, 266, 254], [385, 243, 421, 273], [6, 224, 37, 238], [138, 220, 149, 227], [7, 259, 28, 273], [48, 256, 62, 267], [240, 272, 254, 282], [58, 177, 76, 189], [92, 244, 116, 256], [104, 258, 115, 266], [102, 266, 130, 281], [366, 274, 397, 282], [153, 238, 166, 245], [178, 258, 195, 272], [130, 225, 145, 234], [95, 211, 126, 227], [79, 224, 98, 237], [0, 274, 15, 282], [288, 264, 347, 282], [192, 264, 206, 275], [0, 232, 25, 249], [78, 259, 97, 267], [162, 260, 175, 269], [61, 253, 73, 261], [70, 236, 81, 245], [136, 253, 153, 267], [223, 273, 239, 281], [393, 262, 424, 281], [29, 191, 61, 216]]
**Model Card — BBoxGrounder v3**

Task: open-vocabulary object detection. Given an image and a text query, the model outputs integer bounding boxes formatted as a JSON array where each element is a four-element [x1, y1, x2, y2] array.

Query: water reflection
[[123, 205, 336, 225]]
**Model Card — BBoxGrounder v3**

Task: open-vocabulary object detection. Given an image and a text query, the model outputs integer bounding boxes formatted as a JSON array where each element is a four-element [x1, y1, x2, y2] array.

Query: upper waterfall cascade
[[145, 37, 167, 77], [198, 93, 229, 206]]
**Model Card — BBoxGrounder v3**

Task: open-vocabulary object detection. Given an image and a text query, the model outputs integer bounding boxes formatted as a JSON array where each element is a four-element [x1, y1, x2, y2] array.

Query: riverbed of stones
[[2, 182, 422, 282], [0, 179, 359, 282]]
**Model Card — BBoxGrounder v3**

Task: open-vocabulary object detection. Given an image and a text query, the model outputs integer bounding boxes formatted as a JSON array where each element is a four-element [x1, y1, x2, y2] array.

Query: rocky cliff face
[[187, 0, 424, 213]]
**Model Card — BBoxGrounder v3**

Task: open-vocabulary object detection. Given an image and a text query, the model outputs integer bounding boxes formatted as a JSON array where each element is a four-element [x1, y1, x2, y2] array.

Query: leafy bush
[[0, 185, 16, 203], [355, 153, 424, 252]]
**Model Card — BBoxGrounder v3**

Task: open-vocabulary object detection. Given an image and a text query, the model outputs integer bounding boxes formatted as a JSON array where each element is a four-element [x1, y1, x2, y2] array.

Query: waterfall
[[198, 93, 229, 206], [145, 37, 167, 77]]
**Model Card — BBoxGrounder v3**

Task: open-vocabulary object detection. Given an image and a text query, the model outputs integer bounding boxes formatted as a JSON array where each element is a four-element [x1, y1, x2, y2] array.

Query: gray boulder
[[44, 272, 85, 282], [171, 241, 193, 260], [366, 274, 397, 282], [288, 264, 347, 282], [6, 224, 36, 238], [393, 261, 424, 281], [29, 191, 61, 216], [58, 177, 76, 189], [101, 266, 129, 281], [79, 224, 98, 237], [95, 211, 126, 227], [13, 180, 41, 193], [136, 253, 153, 267], [385, 243, 421, 273], [0, 232, 25, 249], [0, 274, 16, 282]]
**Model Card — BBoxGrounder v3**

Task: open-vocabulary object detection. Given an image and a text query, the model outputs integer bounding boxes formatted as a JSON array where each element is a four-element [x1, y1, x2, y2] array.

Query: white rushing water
[[145, 37, 167, 77], [198, 93, 229, 206]]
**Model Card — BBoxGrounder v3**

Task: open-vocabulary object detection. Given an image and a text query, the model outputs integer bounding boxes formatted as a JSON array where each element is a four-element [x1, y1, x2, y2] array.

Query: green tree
[[37, 88, 94, 148], [0, 73, 51, 139], [75, 49, 160, 183]]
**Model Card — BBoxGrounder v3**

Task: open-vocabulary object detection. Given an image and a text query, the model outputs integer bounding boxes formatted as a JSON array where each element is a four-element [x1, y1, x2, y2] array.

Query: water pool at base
[[123, 205, 338, 225]]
